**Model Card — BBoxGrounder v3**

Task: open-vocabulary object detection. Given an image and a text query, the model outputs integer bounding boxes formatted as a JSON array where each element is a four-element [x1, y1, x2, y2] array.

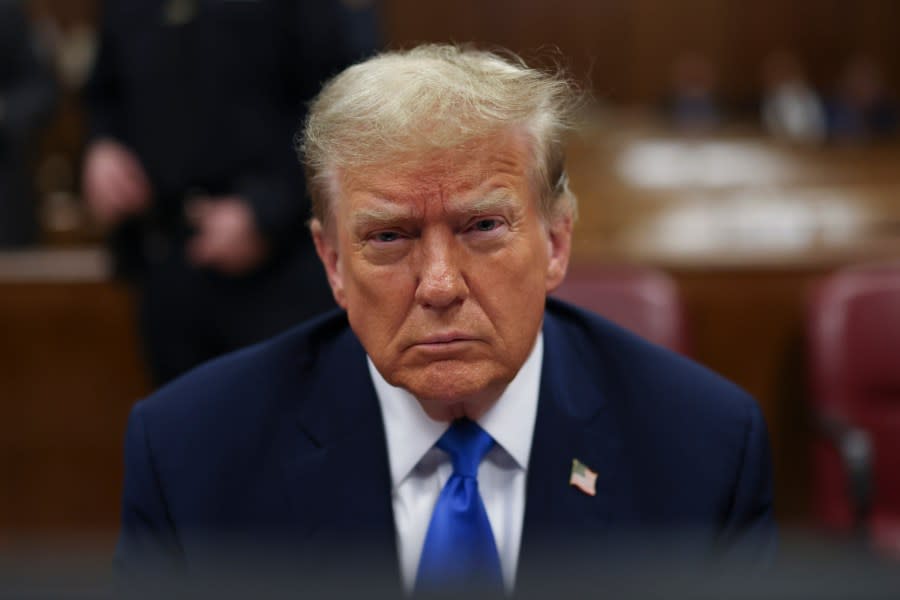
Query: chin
[[393, 360, 510, 406]]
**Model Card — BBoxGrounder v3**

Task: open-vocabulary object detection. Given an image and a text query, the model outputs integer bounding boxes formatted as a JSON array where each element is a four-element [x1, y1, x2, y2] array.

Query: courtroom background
[[2, 0, 899, 588]]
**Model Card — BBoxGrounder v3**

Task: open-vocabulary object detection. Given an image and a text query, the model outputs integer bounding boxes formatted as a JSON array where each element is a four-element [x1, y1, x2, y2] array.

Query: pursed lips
[[408, 332, 479, 348]]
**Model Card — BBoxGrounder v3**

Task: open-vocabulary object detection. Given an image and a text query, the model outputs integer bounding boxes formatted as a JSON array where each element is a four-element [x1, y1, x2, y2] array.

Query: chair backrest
[[552, 265, 689, 354], [807, 262, 900, 532]]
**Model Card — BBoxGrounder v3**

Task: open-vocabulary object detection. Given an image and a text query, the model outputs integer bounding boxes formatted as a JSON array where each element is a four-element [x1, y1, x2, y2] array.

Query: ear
[[544, 213, 573, 293], [310, 218, 347, 309]]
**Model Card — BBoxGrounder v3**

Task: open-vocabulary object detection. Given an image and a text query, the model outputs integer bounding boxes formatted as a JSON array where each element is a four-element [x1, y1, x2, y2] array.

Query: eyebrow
[[349, 187, 521, 232], [461, 188, 520, 215], [351, 204, 415, 232]]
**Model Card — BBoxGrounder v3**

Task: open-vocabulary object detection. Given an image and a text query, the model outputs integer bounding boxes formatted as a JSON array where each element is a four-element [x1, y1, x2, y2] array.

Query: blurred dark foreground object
[[3, 532, 900, 599]]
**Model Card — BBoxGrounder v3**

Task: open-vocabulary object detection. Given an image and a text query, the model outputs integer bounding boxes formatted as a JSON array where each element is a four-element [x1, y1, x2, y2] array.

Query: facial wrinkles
[[318, 130, 566, 416], [415, 174, 518, 284], [407, 189, 498, 352], [341, 138, 539, 343], [414, 223, 467, 312]]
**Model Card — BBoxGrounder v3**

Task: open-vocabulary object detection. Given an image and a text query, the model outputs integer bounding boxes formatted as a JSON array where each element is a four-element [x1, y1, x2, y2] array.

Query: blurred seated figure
[[760, 50, 826, 144], [82, 0, 378, 384], [0, 0, 57, 247], [666, 52, 721, 133], [827, 56, 898, 141]]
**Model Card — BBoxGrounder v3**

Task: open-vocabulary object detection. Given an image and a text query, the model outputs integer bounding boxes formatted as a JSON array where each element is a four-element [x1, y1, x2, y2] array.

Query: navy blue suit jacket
[[117, 298, 775, 587]]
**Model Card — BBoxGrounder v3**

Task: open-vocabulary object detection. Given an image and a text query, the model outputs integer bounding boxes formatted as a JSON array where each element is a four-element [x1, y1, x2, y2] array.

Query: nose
[[414, 231, 468, 310]]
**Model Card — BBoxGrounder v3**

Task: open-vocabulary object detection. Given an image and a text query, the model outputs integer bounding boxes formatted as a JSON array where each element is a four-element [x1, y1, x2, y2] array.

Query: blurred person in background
[[827, 55, 898, 141], [0, 0, 57, 247], [82, 0, 378, 384], [666, 51, 721, 133], [760, 50, 826, 144]]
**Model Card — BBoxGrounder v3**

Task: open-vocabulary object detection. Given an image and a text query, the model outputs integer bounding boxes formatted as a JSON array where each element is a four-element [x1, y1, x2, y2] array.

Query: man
[[82, 0, 377, 383], [117, 45, 775, 594]]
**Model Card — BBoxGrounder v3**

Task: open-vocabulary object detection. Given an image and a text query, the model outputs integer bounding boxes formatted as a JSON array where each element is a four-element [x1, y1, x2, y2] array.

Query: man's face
[[312, 132, 572, 419]]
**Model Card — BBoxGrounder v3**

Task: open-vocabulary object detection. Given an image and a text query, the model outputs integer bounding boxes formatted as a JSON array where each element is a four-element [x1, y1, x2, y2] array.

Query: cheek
[[475, 235, 549, 292], [468, 241, 548, 335], [346, 260, 412, 302], [342, 258, 417, 334]]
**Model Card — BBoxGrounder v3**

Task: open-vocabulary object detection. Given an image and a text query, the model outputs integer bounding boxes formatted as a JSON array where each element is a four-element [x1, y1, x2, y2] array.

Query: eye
[[471, 218, 501, 232], [373, 231, 401, 243]]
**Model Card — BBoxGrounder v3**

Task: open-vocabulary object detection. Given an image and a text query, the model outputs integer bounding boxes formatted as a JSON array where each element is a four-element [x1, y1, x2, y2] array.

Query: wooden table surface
[[567, 113, 900, 269]]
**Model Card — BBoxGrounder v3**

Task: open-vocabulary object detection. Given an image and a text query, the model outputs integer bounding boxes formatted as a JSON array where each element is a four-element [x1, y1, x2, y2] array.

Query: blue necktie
[[415, 418, 504, 593]]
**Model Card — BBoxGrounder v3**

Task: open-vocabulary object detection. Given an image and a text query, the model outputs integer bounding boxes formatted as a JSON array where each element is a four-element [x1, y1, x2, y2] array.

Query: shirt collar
[[478, 331, 542, 471], [370, 331, 543, 489]]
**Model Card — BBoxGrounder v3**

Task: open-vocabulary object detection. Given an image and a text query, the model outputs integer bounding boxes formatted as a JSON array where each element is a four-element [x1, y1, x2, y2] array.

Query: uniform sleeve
[[0, 2, 57, 145], [717, 397, 778, 564], [239, 0, 380, 250], [82, 3, 125, 143], [114, 401, 185, 583]]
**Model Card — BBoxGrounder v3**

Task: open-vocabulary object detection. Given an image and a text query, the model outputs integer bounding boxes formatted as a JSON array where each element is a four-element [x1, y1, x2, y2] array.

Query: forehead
[[335, 133, 537, 216]]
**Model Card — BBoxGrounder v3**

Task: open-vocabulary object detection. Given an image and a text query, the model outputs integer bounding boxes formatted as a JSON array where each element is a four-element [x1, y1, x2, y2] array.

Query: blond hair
[[298, 44, 579, 225]]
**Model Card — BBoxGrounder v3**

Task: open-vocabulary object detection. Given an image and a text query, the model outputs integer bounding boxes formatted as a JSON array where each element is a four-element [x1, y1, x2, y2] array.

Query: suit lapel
[[518, 308, 629, 582], [277, 324, 400, 583], [272, 306, 631, 589]]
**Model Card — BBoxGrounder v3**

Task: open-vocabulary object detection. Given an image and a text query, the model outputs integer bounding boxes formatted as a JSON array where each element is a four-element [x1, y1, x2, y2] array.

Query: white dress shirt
[[368, 333, 543, 593]]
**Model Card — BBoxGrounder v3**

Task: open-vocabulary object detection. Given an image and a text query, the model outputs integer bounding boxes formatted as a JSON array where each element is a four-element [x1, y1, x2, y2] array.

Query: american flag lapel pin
[[569, 458, 597, 496]]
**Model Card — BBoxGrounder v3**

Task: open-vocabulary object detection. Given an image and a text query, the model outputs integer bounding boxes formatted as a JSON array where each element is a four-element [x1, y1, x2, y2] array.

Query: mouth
[[409, 333, 479, 349], [413, 332, 475, 346]]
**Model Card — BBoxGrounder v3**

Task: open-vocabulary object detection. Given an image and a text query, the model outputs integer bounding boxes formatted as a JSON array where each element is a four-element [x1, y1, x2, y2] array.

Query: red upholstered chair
[[807, 262, 900, 559], [551, 265, 689, 355]]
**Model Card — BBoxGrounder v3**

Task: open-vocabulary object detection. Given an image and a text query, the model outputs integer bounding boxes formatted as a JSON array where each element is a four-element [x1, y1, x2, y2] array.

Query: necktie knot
[[437, 418, 495, 478]]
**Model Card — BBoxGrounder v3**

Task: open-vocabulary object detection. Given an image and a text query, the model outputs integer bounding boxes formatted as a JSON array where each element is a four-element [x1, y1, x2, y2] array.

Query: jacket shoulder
[[127, 309, 353, 459], [545, 297, 758, 423], [545, 298, 773, 532], [544, 298, 767, 484]]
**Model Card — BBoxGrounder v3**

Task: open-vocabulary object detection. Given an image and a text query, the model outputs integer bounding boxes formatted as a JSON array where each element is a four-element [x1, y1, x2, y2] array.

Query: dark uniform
[[0, 0, 57, 247], [85, 0, 378, 384]]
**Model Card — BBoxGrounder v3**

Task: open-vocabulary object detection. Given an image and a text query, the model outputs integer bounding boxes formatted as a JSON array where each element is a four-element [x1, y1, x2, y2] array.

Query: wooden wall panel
[[23, 0, 900, 151], [0, 282, 149, 544], [26, 0, 900, 104], [382, 0, 900, 104], [673, 269, 819, 522], [625, 0, 733, 101]]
